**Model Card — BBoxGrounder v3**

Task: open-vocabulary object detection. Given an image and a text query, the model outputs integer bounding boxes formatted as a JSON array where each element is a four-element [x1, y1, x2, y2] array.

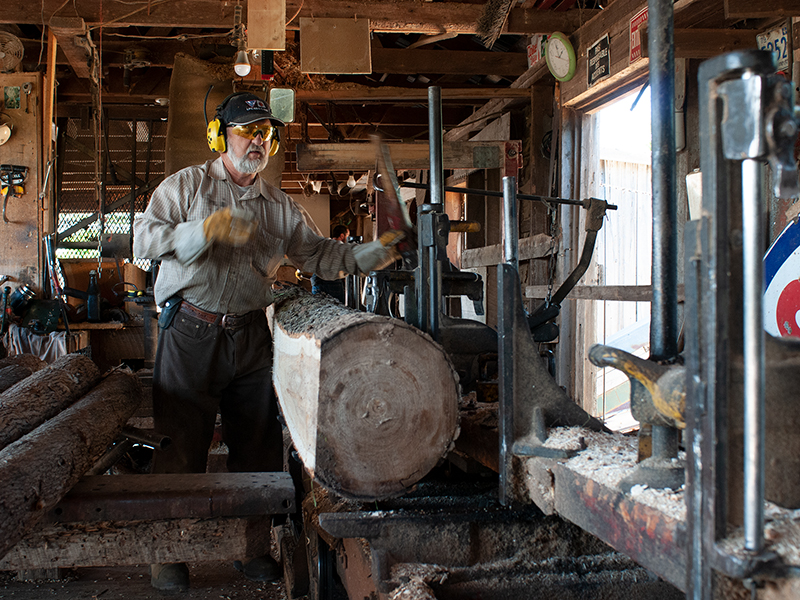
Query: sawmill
[[1, 0, 800, 598]]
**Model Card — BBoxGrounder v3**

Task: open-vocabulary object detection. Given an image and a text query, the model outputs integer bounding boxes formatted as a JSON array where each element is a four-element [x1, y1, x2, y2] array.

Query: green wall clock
[[546, 32, 577, 82]]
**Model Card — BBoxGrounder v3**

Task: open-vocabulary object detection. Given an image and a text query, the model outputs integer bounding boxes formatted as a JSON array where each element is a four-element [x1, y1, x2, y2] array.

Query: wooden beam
[[643, 28, 758, 59], [505, 6, 598, 36], [2, 0, 597, 33], [445, 60, 550, 142], [49, 473, 295, 522], [371, 47, 528, 77], [295, 87, 532, 102], [724, 0, 800, 18], [49, 17, 91, 79], [0, 517, 272, 569], [560, 0, 650, 109], [248, 0, 285, 50], [296, 141, 511, 171], [462, 234, 553, 269], [558, 0, 727, 108], [524, 284, 686, 302], [43, 28, 58, 181]]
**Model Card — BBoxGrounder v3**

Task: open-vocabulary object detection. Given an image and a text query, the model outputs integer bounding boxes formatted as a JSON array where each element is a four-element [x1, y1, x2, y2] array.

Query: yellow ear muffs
[[267, 127, 280, 157], [206, 118, 226, 153]]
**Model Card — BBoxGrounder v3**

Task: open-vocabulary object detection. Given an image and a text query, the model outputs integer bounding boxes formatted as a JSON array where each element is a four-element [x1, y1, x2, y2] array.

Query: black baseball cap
[[218, 93, 284, 127]]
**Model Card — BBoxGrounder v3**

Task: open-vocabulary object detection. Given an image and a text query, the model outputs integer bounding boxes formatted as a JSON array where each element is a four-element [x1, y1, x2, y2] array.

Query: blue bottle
[[87, 270, 100, 322]]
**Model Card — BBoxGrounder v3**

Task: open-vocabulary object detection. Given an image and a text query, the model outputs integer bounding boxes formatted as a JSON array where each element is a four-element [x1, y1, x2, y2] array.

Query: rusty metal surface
[[48, 473, 295, 522], [552, 464, 687, 591]]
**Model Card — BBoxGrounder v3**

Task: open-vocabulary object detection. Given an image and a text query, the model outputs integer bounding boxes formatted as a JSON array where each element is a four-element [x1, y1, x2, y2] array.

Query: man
[[133, 92, 398, 592], [311, 224, 349, 303]]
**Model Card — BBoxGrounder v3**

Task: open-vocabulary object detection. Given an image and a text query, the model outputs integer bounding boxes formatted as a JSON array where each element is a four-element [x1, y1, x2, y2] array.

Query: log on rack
[[0, 369, 142, 559], [269, 286, 461, 501], [0, 353, 100, 450], [0, 354, 46, 393], [0, 354, 45, 372]]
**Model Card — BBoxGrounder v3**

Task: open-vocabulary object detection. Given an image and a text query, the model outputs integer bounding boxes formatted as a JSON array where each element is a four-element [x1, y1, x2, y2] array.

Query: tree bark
[[0, 370, 142, 559], [0, 353, 100, 451], [0, 365, 34, 394], [269, 287, 460, 501], [0, 354, 46, 393], [0, 353, 46, 372]]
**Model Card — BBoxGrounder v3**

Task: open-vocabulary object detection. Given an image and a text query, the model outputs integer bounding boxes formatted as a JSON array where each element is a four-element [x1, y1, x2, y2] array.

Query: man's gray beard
[[230, 144, 268, 174]]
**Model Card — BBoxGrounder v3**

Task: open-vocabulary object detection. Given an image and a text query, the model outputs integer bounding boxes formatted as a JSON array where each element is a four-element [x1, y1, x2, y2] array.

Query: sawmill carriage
[[1, 0, 800, 599]]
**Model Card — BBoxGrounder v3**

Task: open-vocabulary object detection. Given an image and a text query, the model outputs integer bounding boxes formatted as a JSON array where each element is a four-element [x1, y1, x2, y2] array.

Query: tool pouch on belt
[[158, 296, 182, 329]]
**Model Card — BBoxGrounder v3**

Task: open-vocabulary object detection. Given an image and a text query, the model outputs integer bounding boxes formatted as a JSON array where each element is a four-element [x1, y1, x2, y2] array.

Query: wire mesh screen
[[57, 117, 167, 269]]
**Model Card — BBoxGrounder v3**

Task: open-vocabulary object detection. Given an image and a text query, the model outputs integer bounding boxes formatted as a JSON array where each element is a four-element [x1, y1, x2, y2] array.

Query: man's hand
[[203, 207, 257, 246], [352, 230, 404, 274]]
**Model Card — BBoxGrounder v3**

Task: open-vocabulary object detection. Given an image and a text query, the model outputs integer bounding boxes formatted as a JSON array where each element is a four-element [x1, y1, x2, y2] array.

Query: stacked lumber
[[269, 287, 461, 501], [0, 356, 142, 559]]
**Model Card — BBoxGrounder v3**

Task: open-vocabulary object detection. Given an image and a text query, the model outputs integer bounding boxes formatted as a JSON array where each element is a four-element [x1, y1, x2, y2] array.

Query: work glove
[[352, 230, 404, 274], [203, 206, 257, 246]]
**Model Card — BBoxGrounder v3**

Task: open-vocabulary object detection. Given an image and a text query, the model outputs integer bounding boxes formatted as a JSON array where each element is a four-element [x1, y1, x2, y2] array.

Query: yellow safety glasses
[[230, 121, 277, 142]]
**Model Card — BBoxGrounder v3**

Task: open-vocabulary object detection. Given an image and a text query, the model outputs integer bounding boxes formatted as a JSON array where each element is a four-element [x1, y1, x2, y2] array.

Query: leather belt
[[179, 301, 260, 329]]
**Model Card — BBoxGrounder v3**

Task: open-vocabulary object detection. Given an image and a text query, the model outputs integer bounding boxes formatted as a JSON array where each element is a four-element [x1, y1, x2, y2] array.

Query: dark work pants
[[151, 309, 282, 474]]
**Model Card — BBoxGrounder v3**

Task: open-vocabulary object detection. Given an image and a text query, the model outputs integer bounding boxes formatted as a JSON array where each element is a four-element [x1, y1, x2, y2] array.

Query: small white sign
[[756, 24, 790, 72], [527, 34, 547, 68], [629, 7, 648, 64]]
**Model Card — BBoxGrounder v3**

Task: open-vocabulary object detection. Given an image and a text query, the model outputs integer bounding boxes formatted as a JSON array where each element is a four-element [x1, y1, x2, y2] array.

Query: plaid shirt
[[133, 157, 355, 313]]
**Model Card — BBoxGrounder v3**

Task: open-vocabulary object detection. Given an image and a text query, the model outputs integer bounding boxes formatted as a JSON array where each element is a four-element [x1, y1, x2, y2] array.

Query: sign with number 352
[[757, 24, 789, 72]]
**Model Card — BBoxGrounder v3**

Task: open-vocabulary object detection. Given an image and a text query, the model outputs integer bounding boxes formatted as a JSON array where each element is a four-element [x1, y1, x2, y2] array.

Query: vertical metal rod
[[498, 264, 515, 506], [647, 0, 680, 470], [426, 86, 444, 340], [129, 119, 137, 240], [742, 158, 765, 552], [502, 176, 519, 271], [652, 423, 680, 458], [428, 87, 444, 207], [648, 0, 679, 361], [499, 176, 519, 503]]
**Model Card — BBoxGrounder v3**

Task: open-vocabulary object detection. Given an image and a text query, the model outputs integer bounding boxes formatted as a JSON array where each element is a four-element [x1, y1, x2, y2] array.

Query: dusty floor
[[0, 561, 287, 600]]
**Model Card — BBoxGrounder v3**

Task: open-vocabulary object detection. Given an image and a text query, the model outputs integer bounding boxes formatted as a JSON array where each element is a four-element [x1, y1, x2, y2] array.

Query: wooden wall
[[0, 73, 43, 293]]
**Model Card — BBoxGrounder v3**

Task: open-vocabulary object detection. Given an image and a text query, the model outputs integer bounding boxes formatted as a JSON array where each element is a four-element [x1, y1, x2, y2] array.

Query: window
[[583, 86, 652, 430], [56, 117, 167, 269]]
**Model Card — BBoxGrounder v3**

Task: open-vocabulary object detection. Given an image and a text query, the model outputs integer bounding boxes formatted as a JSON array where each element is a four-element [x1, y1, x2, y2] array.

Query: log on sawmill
[[269, 286, 461, 501], [0, 354, 46, 393], [0, 370, 142, 559], [0, 353, 100, 451]]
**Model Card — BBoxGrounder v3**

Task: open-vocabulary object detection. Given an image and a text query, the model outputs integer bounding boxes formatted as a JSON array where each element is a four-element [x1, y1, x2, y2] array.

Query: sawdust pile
[[548, 426, 687, 521], [718, 503, 800, 567]]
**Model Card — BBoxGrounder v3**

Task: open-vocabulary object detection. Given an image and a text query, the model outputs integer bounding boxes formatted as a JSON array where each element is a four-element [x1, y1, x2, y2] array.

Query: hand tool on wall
[[1, 164, 28, 224]]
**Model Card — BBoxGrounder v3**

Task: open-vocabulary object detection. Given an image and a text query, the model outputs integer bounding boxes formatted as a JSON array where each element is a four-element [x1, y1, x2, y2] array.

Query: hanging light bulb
[[347, 171, 357, 188], [232, 4, 250, 77], [234, 48, 251, 77]]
